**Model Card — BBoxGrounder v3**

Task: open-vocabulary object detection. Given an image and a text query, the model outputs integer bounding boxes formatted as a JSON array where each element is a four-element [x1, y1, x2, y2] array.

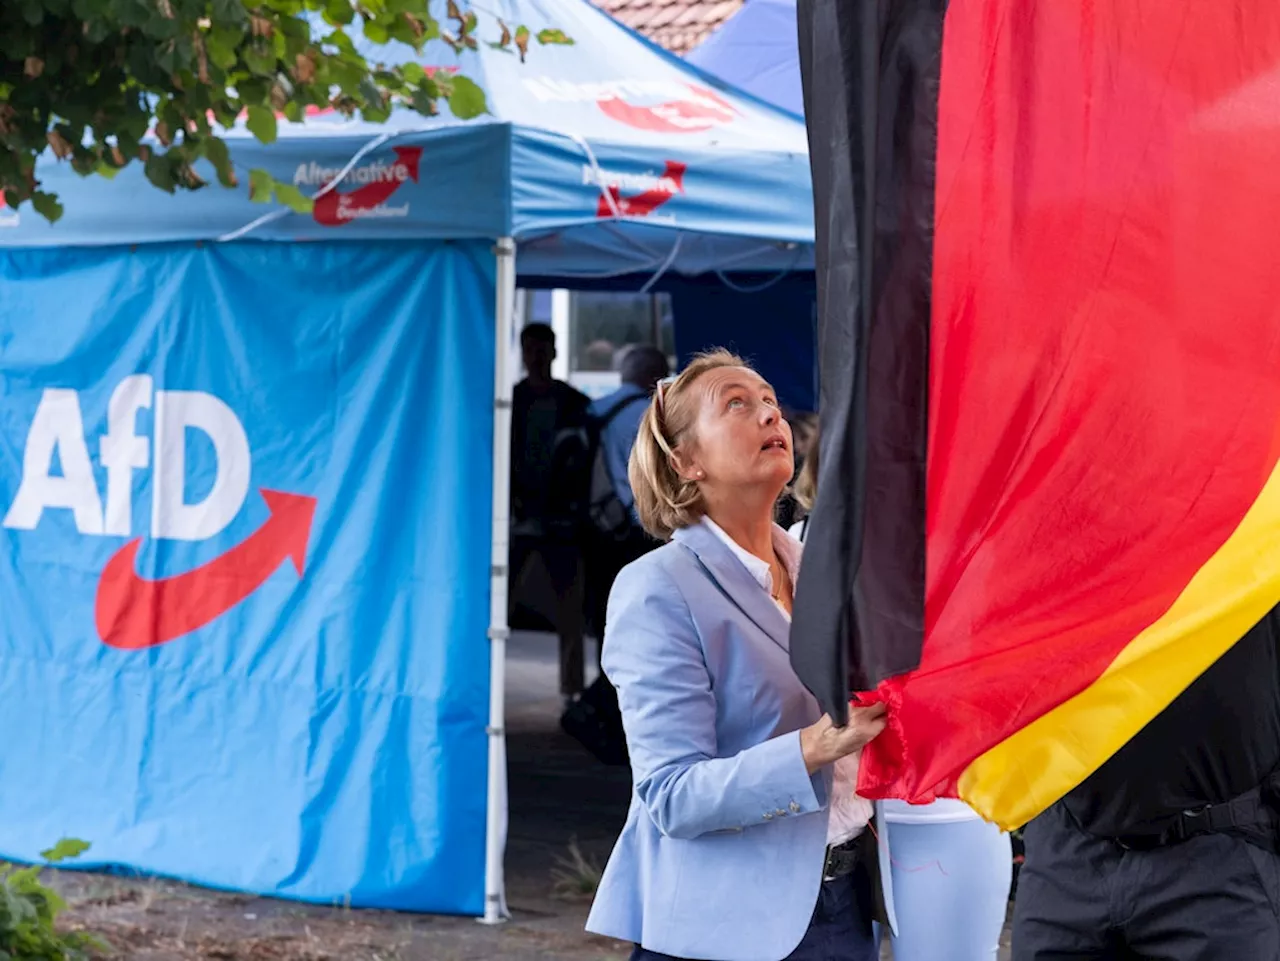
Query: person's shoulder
[[587, 386, 622, 417], [612, 540, 690, 602], [554, 380, 590, 408], [608, 541, 702, 645]]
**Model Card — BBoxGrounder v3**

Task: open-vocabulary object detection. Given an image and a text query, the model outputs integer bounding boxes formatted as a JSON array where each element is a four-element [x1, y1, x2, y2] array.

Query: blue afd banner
[[0, 240, 496, 912]]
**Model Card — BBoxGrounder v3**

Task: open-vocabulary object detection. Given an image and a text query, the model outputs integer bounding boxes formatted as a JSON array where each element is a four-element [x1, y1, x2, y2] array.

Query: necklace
[[771, 558, 790, 601]]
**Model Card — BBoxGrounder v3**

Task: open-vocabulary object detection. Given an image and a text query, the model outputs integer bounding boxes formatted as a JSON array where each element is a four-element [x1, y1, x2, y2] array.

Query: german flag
[[790, 0, 1280, 830]]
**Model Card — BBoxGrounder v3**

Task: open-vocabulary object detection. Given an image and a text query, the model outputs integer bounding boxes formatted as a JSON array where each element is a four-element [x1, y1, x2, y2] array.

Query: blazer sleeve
[[603, 561, 826, 840]]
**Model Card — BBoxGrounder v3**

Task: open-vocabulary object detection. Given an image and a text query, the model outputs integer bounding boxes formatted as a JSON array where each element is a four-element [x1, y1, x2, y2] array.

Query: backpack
[[545, 391, 647, 541], [584, 392, 649, 541]]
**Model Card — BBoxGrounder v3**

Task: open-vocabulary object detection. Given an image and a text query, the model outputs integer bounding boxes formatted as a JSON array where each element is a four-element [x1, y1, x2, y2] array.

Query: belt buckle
[[822, 839, 855, 881]]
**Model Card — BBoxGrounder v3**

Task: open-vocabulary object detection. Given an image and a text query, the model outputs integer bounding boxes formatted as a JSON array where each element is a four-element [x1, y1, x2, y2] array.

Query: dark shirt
[[510, 378, 589, 528], [1062, 606, 1280, 837]]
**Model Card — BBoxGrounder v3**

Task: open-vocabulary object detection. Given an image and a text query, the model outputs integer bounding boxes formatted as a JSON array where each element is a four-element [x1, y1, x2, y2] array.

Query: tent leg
[[481, 237, 517, 926]]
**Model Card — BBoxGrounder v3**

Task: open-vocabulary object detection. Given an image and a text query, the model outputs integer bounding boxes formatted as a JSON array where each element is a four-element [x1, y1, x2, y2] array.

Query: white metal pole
[[482, 236, 517, 925], [550, 288, 571, 381]]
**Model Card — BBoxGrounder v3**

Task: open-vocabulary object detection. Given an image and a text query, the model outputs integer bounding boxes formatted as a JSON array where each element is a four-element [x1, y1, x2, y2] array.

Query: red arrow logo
[[597, 86, 737, 134], [95, 490, 317, 650], [312, 146, 422, 227], [596, 161, 686, 219]]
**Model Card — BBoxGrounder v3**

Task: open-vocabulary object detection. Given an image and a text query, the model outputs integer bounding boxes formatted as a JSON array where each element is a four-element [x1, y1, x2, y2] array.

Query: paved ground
[[49, 631, 1011, 959]]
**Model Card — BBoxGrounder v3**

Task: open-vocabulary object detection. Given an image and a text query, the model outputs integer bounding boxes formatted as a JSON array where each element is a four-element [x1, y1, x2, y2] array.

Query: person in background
[[510, 322, 591, 705], [789, 435, 1012, 961], [776, 411, 818, 531], [588, 350, 888, 961], [583, 345, 670, 642]]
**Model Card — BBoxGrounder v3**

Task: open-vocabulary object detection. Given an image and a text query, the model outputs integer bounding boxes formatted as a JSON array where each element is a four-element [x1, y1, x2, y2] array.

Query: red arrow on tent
[[312, 146, 423, 227], [95, 490, 317, 650], [596, 160, 687, 218]]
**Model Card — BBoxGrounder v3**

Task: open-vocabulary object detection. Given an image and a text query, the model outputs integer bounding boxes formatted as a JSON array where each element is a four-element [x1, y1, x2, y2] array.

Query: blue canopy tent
[[686, 0, 803, 118], [0, 0, 814, 921]]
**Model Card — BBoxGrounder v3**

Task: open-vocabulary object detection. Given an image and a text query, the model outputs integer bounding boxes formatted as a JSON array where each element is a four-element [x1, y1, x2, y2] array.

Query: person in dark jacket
[[510, 323, 591, 702]]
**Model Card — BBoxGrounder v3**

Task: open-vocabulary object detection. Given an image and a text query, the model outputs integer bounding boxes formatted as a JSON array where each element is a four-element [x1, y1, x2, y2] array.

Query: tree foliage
[[0, 0, 573, 221]]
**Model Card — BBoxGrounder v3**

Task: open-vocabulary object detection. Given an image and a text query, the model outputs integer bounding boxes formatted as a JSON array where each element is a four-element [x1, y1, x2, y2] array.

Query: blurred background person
[[583, 345, 670, 641], [510, 322, 591, 706]]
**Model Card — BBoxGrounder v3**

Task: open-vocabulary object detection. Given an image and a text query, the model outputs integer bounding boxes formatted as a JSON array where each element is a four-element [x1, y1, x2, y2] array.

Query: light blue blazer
[[586, 521, 858, 961]]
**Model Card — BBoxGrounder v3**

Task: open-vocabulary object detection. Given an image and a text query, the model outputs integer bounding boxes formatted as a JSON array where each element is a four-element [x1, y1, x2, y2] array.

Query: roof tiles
[[592, 0, 745, 55]]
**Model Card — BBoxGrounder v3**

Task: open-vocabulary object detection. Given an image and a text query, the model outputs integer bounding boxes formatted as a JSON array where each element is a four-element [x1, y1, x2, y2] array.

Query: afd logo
[[3, 376, 316, 650], [584, 160, 686, 221]]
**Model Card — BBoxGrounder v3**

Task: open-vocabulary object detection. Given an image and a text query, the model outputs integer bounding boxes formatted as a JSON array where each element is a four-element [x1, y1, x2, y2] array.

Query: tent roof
[[686, 0, 803, 117], [1, 0, 813, 280]]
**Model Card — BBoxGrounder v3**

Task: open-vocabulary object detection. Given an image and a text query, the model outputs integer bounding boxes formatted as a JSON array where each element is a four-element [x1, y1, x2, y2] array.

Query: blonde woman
[[790, 431, 1013, 961], [586, 351, 887, 961]]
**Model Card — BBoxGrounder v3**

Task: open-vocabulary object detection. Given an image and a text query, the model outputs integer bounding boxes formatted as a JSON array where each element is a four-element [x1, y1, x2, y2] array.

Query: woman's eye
[[727, 398, 745, 410]]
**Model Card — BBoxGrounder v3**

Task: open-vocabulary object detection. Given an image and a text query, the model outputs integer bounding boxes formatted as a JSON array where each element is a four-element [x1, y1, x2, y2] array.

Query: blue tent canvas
[[686, 0, 803, 117]]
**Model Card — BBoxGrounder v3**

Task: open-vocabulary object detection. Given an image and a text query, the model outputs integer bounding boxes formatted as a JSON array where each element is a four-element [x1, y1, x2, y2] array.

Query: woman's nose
[[761, 405, 777, 425]]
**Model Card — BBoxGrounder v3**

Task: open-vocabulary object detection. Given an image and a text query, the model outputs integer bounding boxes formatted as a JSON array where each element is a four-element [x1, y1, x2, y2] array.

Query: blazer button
[[789, 801, 801, 813], [776, 808, 788, 817], [763, 812, 773, 820]]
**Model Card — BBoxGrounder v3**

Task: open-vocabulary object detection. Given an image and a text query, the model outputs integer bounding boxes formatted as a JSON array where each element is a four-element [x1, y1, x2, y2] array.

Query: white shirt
[[787, 518, 980, 826], [702, 517, 872, 846]]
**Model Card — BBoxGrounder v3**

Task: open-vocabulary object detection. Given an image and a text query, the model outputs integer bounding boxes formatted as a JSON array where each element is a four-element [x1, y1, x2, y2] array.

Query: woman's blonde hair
[[792, 426, 819, 513], [628, 349, 748, 541]]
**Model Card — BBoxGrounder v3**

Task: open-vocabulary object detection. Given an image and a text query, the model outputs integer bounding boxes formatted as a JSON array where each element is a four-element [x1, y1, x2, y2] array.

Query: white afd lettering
[[100, 375, 153, 537], [3, 389, 105, 534], [3, 380, 251, 541], [152, 390, 251, 541]]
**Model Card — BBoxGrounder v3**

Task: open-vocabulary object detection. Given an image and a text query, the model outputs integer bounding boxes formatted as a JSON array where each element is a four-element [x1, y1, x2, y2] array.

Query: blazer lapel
[[673, 523, 792, 653]]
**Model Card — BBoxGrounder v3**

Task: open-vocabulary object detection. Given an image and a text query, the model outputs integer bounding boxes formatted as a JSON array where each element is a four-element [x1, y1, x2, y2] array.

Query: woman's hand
[[799, 705, 888, 775]]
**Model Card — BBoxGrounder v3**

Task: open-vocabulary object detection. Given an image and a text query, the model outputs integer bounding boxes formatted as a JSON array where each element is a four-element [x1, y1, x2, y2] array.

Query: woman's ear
[[669, 446, 703, 483]]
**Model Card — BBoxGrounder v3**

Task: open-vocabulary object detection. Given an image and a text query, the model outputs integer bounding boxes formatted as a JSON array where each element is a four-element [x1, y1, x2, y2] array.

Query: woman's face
[[675, 366, 794, 501]]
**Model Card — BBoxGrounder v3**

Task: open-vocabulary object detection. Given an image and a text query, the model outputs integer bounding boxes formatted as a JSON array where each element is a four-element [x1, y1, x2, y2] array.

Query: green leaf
[[144, 153, 177, 192], [206, 30, 238, 69], [243, 45, 277, 75], [447, 75, 487, 119], [363, 19, 389, 44], [536, 28, 574, 46], [274, 183, 314, 214], [401, 62, 425, 84], [95, 162, 121, 180], [30, 192, 64, 223], [323, 0, 355, 25], [203, 137, 236, 187], [249, 168, 275, 204], [39, 839, 89, 864], [245, 105, 278, 144]]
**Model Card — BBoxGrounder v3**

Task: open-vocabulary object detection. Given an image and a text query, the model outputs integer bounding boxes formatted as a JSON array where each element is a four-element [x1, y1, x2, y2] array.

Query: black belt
[[1112, 784, 1273, 851], [821, 836, 862, 880]]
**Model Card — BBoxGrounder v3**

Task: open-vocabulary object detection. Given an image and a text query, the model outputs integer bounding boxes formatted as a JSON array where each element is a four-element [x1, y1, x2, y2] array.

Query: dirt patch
[[50, 868, 617, 961]]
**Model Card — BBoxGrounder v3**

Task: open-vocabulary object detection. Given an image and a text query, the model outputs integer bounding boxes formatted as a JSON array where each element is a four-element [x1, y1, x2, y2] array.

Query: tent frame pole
[[482, 236, 517, 926]]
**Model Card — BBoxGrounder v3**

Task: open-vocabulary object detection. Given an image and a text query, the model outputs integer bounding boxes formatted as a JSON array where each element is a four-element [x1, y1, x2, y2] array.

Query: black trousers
[[628, 870, 879, 961], [1014, 801, 1280, 960]]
